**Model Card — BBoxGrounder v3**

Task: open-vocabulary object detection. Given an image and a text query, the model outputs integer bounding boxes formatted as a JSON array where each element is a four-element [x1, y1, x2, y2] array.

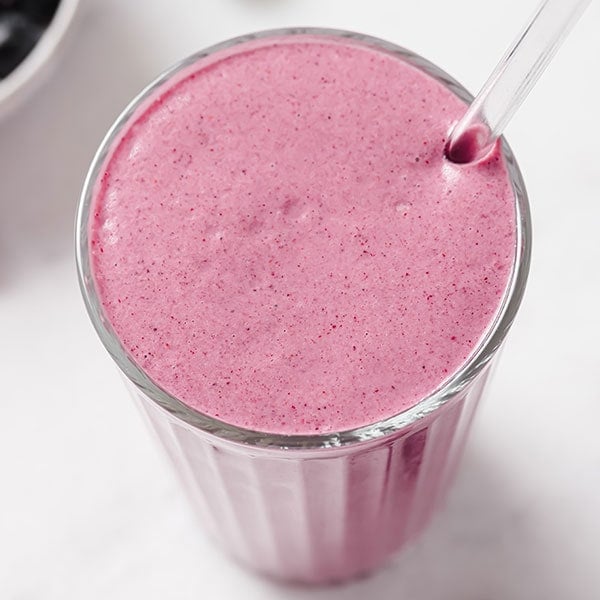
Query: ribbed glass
[[130, 363, 490, 583], [76, 28, 531, 584]]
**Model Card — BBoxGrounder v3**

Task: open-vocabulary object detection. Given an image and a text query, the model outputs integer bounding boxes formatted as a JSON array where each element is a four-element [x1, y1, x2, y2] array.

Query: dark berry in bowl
[[0, 0, 61, 25], [0, 11, 43, 79], [0, 0, 76, 117]]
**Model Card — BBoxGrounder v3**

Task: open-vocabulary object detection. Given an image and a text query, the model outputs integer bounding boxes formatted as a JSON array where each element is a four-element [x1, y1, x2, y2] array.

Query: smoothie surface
[[90, 35, 516, 434]]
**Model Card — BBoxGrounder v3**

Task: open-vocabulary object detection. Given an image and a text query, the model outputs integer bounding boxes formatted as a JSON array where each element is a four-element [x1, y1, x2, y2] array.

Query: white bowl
[[0, 0, 80, 119]]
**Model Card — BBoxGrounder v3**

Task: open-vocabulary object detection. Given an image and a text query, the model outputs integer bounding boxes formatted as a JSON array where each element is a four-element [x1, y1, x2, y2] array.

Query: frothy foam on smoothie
[[90, 36, 516, 434]]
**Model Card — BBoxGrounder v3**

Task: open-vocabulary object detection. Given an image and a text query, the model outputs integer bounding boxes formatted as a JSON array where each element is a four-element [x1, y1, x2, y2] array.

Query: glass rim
[[75, 27, 532, 450]]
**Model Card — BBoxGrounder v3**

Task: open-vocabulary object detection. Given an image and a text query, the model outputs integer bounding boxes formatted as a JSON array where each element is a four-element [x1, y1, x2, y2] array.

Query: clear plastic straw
[[446, 0, 592, 164]]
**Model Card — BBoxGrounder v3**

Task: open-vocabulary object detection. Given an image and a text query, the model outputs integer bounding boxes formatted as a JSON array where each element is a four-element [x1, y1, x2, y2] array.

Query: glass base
[[129, 362, 491, 584]]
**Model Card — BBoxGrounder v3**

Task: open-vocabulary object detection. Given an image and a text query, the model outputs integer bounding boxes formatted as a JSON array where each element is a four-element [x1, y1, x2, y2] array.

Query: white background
[[1, 0, 599, 598]]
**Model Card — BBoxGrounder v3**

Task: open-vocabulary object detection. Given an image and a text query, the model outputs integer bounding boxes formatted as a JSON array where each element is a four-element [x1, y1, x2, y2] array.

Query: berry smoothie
[[80, 30, 528, 582], [89, 35, 515, 435]]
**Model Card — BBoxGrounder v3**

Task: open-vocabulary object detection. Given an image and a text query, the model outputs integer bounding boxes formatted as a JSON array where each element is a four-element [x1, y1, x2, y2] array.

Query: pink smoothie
[[90, 35, 515, 435]]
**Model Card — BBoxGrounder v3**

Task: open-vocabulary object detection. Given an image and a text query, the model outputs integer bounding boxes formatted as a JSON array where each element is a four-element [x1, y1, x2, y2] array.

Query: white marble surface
[[1, 0, 599, 597]]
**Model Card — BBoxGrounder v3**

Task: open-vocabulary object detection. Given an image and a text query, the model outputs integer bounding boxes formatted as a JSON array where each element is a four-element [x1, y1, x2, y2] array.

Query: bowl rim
[[0, 0, 80, 112]]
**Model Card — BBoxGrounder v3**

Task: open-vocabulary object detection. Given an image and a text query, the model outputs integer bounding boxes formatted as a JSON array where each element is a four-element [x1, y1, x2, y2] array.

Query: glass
[[76, 28, 531, 584]]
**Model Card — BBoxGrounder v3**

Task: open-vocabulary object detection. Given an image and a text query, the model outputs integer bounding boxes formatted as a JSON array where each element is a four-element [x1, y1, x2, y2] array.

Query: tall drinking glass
[[76, 28, 531, 584]]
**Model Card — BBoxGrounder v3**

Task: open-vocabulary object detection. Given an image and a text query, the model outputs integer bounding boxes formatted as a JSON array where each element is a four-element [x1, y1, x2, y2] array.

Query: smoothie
[[81, 31, 527, 582], [90, 35, 515, 435]]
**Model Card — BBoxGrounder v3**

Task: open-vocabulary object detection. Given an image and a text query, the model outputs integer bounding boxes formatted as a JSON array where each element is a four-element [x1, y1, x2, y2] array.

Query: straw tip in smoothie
[[445, 123, 492, 164]]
